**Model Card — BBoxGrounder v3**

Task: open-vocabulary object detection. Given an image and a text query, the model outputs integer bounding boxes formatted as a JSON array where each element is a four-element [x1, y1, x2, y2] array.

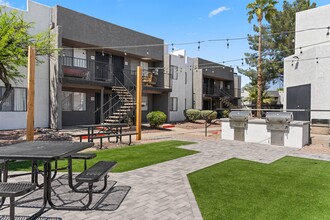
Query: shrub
[[222, 110, 230, 118], [184, 109, 201, 122], [146, 111, 167, 128], [200, 110, 217, 123]]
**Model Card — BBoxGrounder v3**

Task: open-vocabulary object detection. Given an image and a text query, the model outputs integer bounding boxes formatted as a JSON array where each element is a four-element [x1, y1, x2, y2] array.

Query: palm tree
[[247, 0, 278, 118]]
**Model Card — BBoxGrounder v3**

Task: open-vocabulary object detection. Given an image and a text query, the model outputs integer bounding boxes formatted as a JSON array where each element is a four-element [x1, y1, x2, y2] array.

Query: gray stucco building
[[193, 58, 241, 111], [284, 4, 330, 121], [49, 5, 171, 129]]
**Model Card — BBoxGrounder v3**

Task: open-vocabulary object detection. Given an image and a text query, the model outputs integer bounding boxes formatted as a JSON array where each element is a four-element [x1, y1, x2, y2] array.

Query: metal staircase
[[219, 89, 240, 109], [104, 86, 135, 123]]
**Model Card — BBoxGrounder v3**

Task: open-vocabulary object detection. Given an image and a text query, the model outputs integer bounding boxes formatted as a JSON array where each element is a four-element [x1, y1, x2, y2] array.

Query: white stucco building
[[164, 50, 193, 122], [284, 4, 330, 121], [0, 1, 51, 130]]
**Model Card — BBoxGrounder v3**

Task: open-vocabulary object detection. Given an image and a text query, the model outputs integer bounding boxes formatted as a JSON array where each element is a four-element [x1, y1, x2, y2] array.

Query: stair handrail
[[93, 93, 120, 114]]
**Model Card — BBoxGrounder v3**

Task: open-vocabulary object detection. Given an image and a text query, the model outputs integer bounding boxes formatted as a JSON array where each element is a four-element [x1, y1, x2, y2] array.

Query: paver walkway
[[2, 136, 330, 219]]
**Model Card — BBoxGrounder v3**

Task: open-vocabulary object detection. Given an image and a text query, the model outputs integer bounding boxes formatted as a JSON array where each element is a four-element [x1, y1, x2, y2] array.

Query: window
[[185, 72, 187, 84], [142, 96, 148, 111], [170, 97, 178, 111], [0, 87, 27, 112], [62, 91, 86, 111], [171, 65, 178, 80], [185, 98, 187, 109]]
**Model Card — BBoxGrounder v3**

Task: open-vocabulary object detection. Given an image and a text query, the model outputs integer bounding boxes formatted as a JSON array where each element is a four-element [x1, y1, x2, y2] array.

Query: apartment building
[[49, 6, 171, 129], [284, 4, 330, 121], [164, 50, 193, 122], [193, 58, 241, 111], [0, 1, 51, 130]]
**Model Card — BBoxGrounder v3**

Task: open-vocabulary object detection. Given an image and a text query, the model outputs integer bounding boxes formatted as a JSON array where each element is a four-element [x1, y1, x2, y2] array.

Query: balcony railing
[[61, 56, 111, 82], [203, 86, 241, 98]]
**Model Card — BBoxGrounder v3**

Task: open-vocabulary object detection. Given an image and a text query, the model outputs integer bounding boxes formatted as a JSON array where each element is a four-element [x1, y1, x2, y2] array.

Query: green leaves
[[0, 6, 56, 105]]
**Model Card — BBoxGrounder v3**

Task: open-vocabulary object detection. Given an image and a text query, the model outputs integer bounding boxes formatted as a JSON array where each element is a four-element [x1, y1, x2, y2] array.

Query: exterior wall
[[284, 4, 330, 120], [221, 119, 310, 148], [193, 67, 203, 110], [61, 88, 95, 126], [0, 1, 51, 130], [165, 50, 193, 122], [53, 6, 164, 61]]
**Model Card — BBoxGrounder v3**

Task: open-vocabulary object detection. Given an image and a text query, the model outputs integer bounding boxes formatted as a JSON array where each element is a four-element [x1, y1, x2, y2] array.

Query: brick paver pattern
[[1, 137, 330, 220]]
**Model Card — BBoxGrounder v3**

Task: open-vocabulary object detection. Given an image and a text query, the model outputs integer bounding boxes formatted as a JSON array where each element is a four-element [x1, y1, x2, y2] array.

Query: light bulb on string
[[241, 58, 244, 66], [146, 49, 149, 55], [300, 47, 303, 54], [172, 43, 174, 52], [198, 41, 201, 51], [327, 27, 330, 36], [226, 39, 229, 48], [316, 58, 319, 64], [102, 50, 104, 56]]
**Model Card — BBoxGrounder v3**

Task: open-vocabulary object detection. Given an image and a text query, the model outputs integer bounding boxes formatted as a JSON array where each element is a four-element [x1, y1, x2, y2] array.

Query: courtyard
[[0, 122, 330, 219]]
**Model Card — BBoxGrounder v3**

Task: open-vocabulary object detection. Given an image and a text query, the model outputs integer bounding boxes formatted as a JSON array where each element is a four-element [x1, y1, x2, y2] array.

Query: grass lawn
[[9, 140, 197, 173], [188, 157, 330, 220]]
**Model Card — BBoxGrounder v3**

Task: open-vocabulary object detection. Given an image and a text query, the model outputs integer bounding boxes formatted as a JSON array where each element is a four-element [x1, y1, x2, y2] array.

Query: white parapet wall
[[221, 118, 310, 148]]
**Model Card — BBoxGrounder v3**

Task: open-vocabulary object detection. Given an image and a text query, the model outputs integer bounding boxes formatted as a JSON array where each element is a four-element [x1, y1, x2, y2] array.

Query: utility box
[[229, 111, 251, 141], [266, 112, 293, 146]]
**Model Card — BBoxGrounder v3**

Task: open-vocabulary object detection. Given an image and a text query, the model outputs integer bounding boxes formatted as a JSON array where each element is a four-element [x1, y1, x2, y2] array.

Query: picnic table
[[0, 141, 93, 219], [77, 123, 128, 142], [76, 123, 136, 148]]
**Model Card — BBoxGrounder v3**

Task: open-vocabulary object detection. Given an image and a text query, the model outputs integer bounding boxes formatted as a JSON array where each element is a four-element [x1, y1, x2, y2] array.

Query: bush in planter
[[184, 109, 201, 122], [200, 110, 217, 123], [146, 111, 167, 128]]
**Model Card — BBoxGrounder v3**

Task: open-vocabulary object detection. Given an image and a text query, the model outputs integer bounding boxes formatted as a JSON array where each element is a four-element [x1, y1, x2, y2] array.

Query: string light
[[146, 49, 149, 55], [300, 47, 303, 54], [198, 41, 201, 51], [327, 27, 330, 36], [172, 43, 174, 52], [226, 39, 229, 48]]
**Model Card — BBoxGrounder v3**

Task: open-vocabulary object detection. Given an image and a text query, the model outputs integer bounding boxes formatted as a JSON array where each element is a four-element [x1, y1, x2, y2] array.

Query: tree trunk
[[256, 19, 263, 118], [0, 64, 13, 106]]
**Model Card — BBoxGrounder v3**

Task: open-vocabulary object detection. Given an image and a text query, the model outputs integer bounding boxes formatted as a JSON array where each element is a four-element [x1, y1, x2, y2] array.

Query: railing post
[[136, 66, 142, 140]]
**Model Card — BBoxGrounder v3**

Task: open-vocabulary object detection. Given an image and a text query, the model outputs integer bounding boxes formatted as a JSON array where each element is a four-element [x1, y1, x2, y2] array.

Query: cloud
[[208, 6, 230, 18], [0, 0, 10, 6]]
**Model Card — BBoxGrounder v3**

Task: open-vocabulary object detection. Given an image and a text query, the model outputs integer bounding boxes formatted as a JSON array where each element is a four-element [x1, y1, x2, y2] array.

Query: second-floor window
[[170, 97, 178, 111], [0, 87, 27, 112], [62, 91, 86, 111], [171, 65, 178, 80]]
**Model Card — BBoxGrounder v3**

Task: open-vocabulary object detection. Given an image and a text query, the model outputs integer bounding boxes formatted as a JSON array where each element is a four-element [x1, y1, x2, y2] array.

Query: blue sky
[[1, 0, 330, 87]]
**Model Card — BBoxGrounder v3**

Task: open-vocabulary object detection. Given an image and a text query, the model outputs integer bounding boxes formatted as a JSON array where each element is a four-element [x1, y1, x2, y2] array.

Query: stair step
[[120, 106, 134, 109], [113, 112, 127, 116]]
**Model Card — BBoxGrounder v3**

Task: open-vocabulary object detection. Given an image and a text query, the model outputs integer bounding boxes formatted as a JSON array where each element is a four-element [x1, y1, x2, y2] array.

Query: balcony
[[203, 86, 241, 98], [61, 56, 111, 82]]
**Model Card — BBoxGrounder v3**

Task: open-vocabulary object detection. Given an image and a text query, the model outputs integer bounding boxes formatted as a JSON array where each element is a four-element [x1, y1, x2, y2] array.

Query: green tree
[[247, 0, 278, 118], [243, 84, 273, 105], [0, 7, 55, 106]]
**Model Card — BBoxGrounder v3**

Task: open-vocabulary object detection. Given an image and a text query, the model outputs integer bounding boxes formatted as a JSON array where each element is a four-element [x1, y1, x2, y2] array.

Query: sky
[[1, 0, 330, 87]]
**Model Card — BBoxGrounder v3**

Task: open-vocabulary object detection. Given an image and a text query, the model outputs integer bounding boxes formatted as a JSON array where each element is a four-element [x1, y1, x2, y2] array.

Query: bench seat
[[0, 182, 36, 197], [76, 161, 117, 184], [0, 182, 36, 219]]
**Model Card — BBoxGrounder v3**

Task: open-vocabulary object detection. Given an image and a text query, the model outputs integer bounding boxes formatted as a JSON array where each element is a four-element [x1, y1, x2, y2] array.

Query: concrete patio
[[1, 130, 330, 219]]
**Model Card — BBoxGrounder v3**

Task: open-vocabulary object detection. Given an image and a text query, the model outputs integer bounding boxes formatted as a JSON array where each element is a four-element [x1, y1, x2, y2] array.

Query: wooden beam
[[26, 46, 36, 141], [136, 66, 142, 140]]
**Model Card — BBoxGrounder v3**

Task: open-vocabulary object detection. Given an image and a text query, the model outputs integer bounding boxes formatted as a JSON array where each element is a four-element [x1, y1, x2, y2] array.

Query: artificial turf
[[188, 156, 330, 220], [9, 140, 197, 173]]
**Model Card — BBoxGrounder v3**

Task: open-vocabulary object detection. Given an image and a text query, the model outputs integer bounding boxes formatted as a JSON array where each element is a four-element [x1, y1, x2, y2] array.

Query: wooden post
[[136, 66, 142, 140], [26, 46, 36, 141]]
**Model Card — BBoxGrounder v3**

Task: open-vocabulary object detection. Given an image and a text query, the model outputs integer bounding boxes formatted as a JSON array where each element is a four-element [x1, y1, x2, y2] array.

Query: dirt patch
[[174, 120, 221, 129], [300, 144, 330, 155]]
